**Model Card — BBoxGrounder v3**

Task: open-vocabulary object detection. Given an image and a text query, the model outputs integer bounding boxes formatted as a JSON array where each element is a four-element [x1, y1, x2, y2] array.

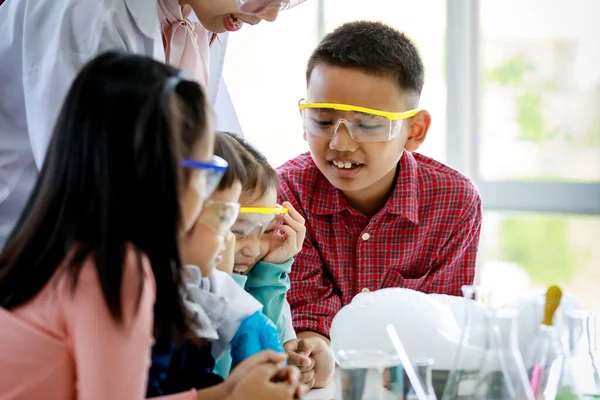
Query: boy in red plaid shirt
[[278, 21, 483, 388]]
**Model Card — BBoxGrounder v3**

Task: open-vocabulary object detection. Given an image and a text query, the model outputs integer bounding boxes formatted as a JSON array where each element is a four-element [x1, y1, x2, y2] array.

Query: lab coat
[[0, 0, 242, 248]]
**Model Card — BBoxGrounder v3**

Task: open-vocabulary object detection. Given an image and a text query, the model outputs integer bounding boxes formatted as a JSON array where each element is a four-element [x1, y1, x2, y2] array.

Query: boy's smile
[[328, 157, 364, 179]]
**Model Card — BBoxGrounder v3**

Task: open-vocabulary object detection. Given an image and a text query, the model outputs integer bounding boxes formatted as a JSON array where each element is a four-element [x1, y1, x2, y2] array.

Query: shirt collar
[[309, 152, 420, 224], [125, 0, 161, 39]]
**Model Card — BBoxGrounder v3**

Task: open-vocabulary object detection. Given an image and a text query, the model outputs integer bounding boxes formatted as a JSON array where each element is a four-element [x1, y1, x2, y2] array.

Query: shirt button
[[361, 232, 370, 241], [361, 287, 370, 293]]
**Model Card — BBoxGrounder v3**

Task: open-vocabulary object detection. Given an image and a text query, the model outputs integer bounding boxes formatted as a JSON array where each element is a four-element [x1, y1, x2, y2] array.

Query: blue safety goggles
[[181, 155, 228, 200]]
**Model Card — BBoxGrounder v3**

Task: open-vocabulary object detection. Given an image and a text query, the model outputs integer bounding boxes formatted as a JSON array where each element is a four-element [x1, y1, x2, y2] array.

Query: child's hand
[[226, 350, 286, 390], [262, 202, 306, 265], [216, 231, 236, 274], [228, 363, 307, 400], [284, 335, 335, 389]]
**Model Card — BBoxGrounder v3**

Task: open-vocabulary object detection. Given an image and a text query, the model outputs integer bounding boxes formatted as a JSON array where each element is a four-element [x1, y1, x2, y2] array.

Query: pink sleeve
[[62, 248, 196, 400]]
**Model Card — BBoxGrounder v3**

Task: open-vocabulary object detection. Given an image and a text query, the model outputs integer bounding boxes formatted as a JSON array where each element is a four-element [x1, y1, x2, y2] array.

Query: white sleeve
[[24, 55, 90, 167], [282, 299, 297, 342], [205, 270, 263, 359], [22, 1, 148, 168], [207, 32, 244, 136]]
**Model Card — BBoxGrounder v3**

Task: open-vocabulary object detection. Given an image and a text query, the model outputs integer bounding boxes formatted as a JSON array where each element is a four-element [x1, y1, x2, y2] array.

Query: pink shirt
[[158, 0, 210, 85], [0, 248, 196, 400]]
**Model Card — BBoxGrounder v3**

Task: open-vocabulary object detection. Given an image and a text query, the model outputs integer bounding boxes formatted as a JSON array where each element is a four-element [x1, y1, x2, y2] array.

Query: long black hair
[[0, 51, 210, 341]]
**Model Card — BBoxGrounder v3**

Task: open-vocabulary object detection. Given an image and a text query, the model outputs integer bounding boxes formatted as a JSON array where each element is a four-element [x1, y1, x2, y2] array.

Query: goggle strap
[[239, 207, 288, 215]]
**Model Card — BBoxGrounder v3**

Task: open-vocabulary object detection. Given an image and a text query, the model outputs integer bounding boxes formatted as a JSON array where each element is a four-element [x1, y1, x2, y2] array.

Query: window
[[223, 2, 318, 168], [479, 213, 600, 309], [448, 0, 600, 307], [479, 0, 600, 183], [224, 0, 447, 166]]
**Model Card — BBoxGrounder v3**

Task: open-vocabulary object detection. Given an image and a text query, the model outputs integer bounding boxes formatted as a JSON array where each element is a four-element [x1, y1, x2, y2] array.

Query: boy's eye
[[360, 123, 384, 131], [311, 117, 332, 127]]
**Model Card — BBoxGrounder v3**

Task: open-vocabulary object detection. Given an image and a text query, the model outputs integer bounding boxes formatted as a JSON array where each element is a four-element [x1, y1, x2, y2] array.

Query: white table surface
[[303, 380, 336, 400]]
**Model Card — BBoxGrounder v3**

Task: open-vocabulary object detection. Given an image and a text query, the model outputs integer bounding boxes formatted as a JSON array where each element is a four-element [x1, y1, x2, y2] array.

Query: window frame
[[445, 0, 600, 215]]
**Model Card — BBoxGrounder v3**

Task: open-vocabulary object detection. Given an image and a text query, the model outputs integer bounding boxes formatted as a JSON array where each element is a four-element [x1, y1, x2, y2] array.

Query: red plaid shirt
[[277, 152, 482, 338]]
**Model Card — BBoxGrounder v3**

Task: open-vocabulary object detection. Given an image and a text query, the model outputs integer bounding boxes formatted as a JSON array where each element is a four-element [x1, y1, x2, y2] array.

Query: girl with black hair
[[0, 51, 303, 400]]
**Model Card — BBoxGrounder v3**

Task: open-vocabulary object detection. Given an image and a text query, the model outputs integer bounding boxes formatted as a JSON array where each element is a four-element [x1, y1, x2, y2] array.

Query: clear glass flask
[[529, 323, 583, 400], [407, 358, 437, 400], [471, 307, 534, 400], [443, 286, 533, 400], [442, 285, 492, 400], [566, 310, 600, 399]]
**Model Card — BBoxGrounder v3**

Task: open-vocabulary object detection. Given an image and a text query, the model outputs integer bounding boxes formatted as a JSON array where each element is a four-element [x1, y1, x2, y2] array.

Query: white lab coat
[[0, 0, 242, 247]]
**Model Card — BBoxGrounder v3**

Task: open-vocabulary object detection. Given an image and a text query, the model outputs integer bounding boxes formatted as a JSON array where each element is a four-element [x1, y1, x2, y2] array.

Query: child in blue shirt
[[214, 132, 306, 377]]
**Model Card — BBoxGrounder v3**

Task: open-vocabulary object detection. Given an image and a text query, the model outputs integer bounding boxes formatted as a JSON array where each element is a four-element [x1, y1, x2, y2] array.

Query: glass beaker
[[442, 285, 492, 400], [335, 349, 404, 400], [566, 310, 600, 398], [407, 358, 437, 400], [523, 292, 570, 370], [471, 307, 534, 400], [529, 323, 583, 400]]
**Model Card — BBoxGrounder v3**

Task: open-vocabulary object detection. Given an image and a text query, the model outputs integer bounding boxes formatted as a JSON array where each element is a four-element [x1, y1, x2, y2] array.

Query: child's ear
[[404, 110, 431, 152]]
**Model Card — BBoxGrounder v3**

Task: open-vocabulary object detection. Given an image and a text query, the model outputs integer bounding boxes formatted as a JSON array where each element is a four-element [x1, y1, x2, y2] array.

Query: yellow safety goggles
[[299, 100, 419, 143], [198, 200, 241, 236], [232, 205, 288, 239]]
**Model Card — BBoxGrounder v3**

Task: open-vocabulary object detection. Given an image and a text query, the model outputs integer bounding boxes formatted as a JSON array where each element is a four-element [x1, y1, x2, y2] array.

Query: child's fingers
[[277, 225, 298, 252], [269, 379, 302, 399], [287, 351, 311, 369], [295, 339, 315, 360], [271, 365, 301, 384], [278, 224, 295, 240], [247, 363, 283, 383], [246, 350, 288, 367], [282, 214, 306, 249], [296, 384, 310, 398], [283, 213, 305, 233], [300, 368, 316, 385], [293, 222, 306, 248], [225, 231, 236, 245], [283, 201, 305, 225]]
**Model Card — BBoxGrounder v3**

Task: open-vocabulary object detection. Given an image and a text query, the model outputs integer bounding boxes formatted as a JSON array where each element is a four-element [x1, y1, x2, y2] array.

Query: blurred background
[[222, 0, 600, 309]]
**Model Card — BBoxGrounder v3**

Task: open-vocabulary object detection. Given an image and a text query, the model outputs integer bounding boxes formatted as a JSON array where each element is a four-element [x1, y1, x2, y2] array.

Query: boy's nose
[[329, 120, 359, 152]]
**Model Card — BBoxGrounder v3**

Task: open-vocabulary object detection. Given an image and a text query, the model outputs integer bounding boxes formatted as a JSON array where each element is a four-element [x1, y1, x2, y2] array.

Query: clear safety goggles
[[235, 0, 307, 14], [181, 155, 228, 201], [198, 200, 241, 236], [231, 205, 288, 239], [299, 100, 419, 143]]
